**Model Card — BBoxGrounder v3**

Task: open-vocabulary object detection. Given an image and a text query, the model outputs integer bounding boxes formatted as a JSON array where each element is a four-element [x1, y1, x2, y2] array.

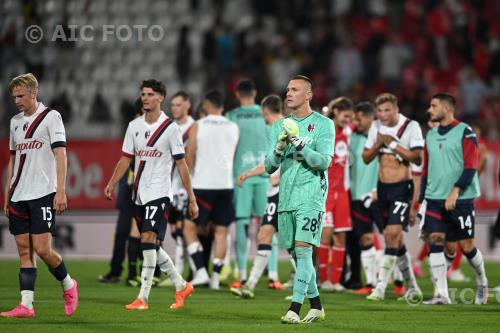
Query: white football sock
[[62, 274, 74, 291], [397, 252, 420, 291], [138, 249, 157, 302], [21, 290, 34, 309], [268, 271, 278, 282], [174, 236, 185, 276], [157, 247, 186, 291], [240, 268, 247, 282], [429, 252, 449, 298], [393, 265, 403, 282], [375, 255, 397, 293], [247, 248, 271, 290], [239, 238, 251, 282], [211, 258, 224, 289], [467, 249, 488, 286], [361, 246, 377, 286]]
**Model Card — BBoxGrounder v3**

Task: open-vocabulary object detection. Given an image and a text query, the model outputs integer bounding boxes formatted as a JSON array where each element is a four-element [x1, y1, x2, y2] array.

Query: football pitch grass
[[1, 260, 500, 332]]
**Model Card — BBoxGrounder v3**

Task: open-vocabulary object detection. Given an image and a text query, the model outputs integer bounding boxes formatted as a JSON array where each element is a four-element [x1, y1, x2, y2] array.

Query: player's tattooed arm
[[3, 154, 14, 216], [104, 155, 132, 200], [175, 158, 199, 219], [53, 147, 68, 215]]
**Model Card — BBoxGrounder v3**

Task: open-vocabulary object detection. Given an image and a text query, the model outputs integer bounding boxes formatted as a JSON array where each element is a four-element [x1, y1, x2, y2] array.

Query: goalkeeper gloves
[[274, 130, 288, 156], [283, 118, 304, 151]]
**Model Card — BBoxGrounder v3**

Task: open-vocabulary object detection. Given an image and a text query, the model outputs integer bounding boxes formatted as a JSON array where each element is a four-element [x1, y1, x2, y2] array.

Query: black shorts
[[8, 193, 56, 236], [377, 180, 413, 232], [133, 197, 170, 241], [351, 200, 383, 236], [194, 189, 234, 227], [422, 199, 475, 241], [261, 193, 279, 230], [169, 193, 188, 224]]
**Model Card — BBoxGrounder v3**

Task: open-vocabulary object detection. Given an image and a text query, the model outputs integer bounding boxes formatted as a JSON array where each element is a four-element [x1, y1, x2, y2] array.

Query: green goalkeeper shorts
[[278, 209, 324, 250], [234, 181, 268, 219]]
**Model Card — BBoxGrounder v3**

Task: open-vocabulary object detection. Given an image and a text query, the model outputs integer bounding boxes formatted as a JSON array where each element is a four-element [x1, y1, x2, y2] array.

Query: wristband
[[389, 141, 398, 150], [291, 137, 305, 151]]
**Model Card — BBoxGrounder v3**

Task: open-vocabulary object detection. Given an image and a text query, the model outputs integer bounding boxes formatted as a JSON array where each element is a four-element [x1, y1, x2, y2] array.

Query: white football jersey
[[122, 111, 184, 205], [365, 113, 424, 162], [9, 102, 66, 202], [192, 115, 239, 189], [171, 116, 195, 196]]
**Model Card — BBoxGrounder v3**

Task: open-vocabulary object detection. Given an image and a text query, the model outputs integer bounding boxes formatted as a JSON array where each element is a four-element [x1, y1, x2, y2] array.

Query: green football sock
[[267, 234, 278, 280], [306, 263, 319, 299], [291, 246, 313, 304], [236, 219, 250, 281]]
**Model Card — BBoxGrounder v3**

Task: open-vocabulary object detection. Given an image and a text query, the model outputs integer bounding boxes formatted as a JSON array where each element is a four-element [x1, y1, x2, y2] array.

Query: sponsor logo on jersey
[[308, 124, 315, 132], [299, 136, 313, 145], [236, 113, 263, 120], [335, 141, 348, 158], [136, 148, 163, 158], [16, 139, 44, 151]]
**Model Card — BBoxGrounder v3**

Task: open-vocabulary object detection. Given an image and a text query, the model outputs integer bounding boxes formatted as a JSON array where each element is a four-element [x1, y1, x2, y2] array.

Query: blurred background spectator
[[0, 0, 499, 138]]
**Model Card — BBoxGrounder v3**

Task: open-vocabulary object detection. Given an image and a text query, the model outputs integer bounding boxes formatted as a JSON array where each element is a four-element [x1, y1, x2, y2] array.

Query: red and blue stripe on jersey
[[9, 107, 52, 199], [131, 117, 174, 201]]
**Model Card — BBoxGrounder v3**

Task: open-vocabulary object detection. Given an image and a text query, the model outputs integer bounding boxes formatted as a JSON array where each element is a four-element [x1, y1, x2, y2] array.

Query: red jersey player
[[318, 97, 354, 291]]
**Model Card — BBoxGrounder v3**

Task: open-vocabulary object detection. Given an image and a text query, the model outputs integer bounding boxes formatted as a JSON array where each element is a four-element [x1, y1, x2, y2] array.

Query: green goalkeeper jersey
[[226, 104, 269, 184], [266, 112, 335, 212], [349, 132, 379, 200]]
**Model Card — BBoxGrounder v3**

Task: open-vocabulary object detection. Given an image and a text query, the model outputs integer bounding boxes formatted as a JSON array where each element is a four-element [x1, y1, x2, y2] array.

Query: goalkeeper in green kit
[[265, 75, 335, 324]]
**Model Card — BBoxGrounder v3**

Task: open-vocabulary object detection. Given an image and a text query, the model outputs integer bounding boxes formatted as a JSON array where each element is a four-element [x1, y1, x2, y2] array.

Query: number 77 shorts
[[278, 210, 324, 250]]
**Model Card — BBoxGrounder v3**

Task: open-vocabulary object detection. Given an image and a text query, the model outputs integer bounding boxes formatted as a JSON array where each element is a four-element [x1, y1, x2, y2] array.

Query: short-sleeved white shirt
[[192, 115, 239, 190], [171, 116, 195, 196], [364, 114, 424, 163], [122, 111, 184, 205], [9, 102, 66, 202]]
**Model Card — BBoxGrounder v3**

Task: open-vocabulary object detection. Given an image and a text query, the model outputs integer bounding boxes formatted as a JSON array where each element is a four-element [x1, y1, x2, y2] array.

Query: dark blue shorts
[[8, 193, 56, 236], [351, 200, 383, 236], [261, 193, 279, 230], [422, 200, 475, 241], [194, 189, 234, 227], [133, 197, 170, 241], [377, 180, 414, 232]]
